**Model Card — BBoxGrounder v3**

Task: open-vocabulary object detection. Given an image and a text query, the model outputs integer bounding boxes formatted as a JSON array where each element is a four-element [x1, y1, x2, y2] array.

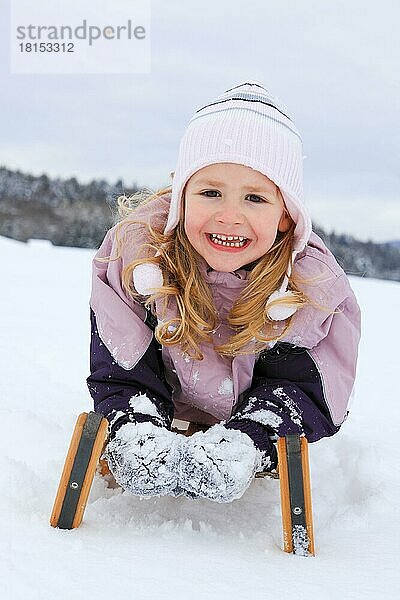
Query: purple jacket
[[87, 193, 361, 436]]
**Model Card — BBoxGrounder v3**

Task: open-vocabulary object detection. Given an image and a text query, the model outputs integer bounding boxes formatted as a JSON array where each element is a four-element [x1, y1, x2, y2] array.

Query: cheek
[[252, 214, 280, 244], [184, 203, 206, 238], [184, 215, 200, 247]]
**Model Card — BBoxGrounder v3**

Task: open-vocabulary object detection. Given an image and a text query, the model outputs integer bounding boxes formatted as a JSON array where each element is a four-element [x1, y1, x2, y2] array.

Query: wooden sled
[[50, 412, 315, 555]]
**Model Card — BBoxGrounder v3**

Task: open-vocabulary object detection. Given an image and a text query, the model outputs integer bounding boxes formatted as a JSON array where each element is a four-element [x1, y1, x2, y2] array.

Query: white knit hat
[[134, 81, 312, 321]]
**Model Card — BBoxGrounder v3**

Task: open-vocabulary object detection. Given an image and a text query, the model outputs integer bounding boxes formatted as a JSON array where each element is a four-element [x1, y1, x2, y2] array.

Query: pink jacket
[[90, 193, 361, 427]]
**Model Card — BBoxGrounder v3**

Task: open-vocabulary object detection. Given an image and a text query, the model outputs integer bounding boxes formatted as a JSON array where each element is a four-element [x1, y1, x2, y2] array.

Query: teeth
[[209, 233, 248, 248], [210, 233, 246, 242]]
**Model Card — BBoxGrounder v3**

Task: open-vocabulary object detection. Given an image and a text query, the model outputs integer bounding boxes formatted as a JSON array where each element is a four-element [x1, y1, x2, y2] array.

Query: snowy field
[[1, 235, 399, 600]]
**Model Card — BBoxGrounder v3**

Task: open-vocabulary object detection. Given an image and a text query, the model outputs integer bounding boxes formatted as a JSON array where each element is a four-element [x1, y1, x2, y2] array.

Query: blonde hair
[[100, 184, 338, 360]]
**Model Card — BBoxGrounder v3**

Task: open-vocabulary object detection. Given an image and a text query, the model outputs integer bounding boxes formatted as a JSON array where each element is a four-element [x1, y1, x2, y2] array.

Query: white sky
[[0, 0, 399, 242]]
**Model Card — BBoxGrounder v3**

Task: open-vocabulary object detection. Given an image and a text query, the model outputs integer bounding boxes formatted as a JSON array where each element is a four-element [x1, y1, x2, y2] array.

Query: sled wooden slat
[[50, 412, 109, 529], [72, 413, 108, 528], [50, 413, 87, 528], [277, 437, 293, 553], [300, 436, 315, 555], [277, 436, 315, 556], [98, 457, 111, 477]]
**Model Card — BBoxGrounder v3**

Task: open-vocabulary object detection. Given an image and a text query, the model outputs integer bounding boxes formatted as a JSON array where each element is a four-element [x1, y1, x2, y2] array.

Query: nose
[[214, 199, 245, 225]]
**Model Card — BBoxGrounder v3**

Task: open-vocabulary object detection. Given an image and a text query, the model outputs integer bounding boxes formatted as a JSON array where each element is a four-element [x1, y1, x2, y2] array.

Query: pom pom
[[132, 263, 163, 296], [265, 290, 298, 321]]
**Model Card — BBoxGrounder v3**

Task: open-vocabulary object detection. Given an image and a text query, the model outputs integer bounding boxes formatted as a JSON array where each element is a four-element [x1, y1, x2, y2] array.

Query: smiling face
[[183, 163, 292, 272]]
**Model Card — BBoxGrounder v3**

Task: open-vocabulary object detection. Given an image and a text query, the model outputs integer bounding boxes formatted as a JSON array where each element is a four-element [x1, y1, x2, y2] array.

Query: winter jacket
[[87, 193, 361, 441]]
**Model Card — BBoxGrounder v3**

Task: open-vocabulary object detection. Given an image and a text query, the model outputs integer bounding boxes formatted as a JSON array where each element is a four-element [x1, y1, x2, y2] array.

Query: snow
[[237, 396, 284, 427], [105, 422, 182, 498], [109, 409, 126, 427], [241, 408, 284, 428], [129, 392, 162, 419], [292, 524, 310, 557], [218, 377, 234, 395], [272, 387, 302, 426], [132, 262, 164, 296], [179, 425, 261, 503], [1, 235, 400, 599]]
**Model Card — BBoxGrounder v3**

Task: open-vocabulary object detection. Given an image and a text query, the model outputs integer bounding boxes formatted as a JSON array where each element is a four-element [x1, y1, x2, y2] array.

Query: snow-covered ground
[[1, 235, 399, 600]]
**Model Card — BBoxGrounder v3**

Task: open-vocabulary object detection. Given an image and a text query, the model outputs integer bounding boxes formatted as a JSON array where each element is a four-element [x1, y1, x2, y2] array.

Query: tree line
[[0, 166, 399, 281]]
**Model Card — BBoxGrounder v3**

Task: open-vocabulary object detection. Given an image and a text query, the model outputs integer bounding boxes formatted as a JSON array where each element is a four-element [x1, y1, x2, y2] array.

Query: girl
[[87, 81, 361, 503]]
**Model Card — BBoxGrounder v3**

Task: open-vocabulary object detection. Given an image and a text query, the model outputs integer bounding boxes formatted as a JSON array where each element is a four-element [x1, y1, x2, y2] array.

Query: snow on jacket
[[87, 193, 361, 437]]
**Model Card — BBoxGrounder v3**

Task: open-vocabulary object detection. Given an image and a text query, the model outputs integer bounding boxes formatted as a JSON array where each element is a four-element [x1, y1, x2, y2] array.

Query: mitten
[[178, 424, 262, 503], [105, 421, 184, 497]]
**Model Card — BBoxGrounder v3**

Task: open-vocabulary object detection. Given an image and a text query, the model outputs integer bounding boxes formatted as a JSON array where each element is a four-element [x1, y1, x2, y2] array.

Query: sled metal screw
[[70, 482, 79, 489], [293, 506, 302, 515]]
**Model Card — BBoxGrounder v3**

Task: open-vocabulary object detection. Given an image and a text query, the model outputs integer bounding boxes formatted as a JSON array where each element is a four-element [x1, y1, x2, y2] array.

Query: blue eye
[[201, 190, 220, 197], [246, 194, 265, 203]]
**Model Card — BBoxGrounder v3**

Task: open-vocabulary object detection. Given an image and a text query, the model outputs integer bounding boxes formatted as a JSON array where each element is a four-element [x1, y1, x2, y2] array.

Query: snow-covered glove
[[178, 424, 262, 503], [224, 419, 278, 474], [104, 422, 184, 498]]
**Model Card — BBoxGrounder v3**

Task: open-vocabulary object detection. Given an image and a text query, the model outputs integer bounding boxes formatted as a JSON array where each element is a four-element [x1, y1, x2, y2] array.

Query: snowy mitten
[[104, 422, 183, 497], [178, 424, 262, 503]]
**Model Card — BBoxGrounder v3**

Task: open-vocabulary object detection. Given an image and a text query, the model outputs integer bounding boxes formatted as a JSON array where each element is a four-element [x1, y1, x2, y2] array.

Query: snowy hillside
[[1, 235, 399, 600]]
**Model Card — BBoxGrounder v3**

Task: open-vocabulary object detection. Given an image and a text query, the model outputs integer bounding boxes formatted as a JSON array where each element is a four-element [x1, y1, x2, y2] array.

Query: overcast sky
[[1, 0, 399, 242]]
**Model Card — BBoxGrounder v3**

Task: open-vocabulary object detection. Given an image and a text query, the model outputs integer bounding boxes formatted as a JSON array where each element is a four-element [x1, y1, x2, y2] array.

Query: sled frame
[[50, 413, 315, 556]]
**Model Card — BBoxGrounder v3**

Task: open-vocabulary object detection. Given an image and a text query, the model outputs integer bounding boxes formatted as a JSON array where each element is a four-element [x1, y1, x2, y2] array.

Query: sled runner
[[50, 412, 108, 529], [277, 435, 315, 556], [50, 412, 315, 556]]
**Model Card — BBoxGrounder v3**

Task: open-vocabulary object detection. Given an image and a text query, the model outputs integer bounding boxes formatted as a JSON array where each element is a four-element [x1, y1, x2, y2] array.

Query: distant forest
[[0, 166, 399, 281]]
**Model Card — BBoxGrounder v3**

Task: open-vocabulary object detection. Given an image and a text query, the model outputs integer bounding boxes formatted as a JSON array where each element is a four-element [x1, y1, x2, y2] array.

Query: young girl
[[87, 81, 361, 503]]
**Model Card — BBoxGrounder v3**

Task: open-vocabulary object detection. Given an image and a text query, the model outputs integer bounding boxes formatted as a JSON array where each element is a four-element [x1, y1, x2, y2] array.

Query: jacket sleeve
[[86, 224, 174, 439], [230, 274, 361, 442], [87, 308, 174, 439], [231, 342, 341, 442]]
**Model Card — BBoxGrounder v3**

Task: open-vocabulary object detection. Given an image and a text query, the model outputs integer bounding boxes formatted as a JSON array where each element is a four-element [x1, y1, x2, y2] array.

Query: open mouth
[[206, 233, 251, 249]]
